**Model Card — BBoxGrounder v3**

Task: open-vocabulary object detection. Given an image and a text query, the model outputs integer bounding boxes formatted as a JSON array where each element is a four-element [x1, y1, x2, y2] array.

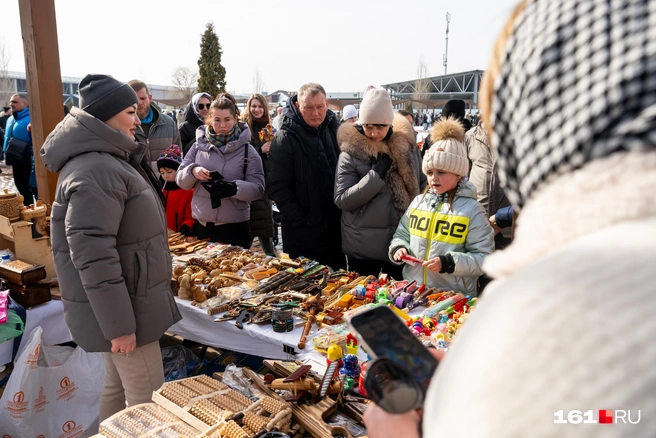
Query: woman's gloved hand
[[372, 153, 393, 179], [180, 224, 194, 236], [214, 180, 237, 198], [201, 180, 237, 208]]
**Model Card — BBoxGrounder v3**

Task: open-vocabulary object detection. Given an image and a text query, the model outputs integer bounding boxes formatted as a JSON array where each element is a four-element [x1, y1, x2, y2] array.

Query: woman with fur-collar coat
[[334, 86, 426, 278]]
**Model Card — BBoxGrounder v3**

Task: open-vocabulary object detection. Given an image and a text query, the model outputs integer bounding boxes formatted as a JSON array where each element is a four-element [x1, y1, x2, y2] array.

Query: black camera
[[201, 170, 225, 209]]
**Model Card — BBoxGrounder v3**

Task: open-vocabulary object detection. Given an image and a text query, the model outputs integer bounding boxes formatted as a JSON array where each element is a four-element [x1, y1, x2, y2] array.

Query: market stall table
[[0, 299, 71, 365], [169, 297, 320, 361], [168, 297, 364, 362], [169, 297, 422, 365]]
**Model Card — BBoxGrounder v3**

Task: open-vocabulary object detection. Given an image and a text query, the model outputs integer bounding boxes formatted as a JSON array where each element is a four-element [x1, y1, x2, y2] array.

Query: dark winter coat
[[335, 114, 426, 262], [248, 118, 275, 238], [266, 96, 343, 268], [179, 102, 204, 156], [40, 107, 181, 353], [162, 180, 195, 232]]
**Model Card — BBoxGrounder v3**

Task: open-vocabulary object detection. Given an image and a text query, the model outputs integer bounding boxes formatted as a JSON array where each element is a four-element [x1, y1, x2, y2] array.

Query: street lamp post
[[443, 12, 451, 75]]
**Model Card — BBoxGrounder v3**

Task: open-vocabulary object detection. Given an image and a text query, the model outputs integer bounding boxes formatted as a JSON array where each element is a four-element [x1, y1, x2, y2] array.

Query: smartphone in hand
[[209, 170, 223, 181], [348, 305, 439, 411]]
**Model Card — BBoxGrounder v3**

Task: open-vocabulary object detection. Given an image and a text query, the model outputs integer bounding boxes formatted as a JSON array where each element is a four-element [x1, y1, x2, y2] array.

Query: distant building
[[383, 70, 484, 111], [0, 71, 188, 108]]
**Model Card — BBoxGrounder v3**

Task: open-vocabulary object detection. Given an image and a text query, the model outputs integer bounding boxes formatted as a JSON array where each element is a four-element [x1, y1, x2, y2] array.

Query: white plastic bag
[[0, 326, 105, 437]]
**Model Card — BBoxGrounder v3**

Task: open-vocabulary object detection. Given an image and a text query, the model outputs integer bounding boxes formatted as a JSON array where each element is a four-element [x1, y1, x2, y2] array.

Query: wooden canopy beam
[[19, 0, 62, 205]]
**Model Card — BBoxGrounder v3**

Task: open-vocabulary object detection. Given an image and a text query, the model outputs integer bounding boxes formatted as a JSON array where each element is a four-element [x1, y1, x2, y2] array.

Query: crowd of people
[[24, 74, 504, 421], [4, 0, 654, 434], [2, 66, 517, 418]]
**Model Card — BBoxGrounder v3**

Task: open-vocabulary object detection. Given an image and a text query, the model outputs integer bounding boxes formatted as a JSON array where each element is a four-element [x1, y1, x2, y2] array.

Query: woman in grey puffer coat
[[334, 86, 425, 278], [176, 94, 265, 248], [41, 74, 181, 421]]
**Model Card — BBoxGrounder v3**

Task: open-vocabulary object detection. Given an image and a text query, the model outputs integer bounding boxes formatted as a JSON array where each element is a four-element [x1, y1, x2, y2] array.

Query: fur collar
[[484, 151, 656, 280], [338, 113, 420, 217]]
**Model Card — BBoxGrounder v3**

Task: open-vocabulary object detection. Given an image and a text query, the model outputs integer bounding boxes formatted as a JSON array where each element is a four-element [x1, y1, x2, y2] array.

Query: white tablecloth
[[0, 299, 72, 365], [169, 297, 335, 361]]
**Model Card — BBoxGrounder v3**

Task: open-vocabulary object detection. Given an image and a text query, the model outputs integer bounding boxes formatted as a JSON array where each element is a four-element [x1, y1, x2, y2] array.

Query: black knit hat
[[442, 99, 466, 120], [78, 74, 138, 122]]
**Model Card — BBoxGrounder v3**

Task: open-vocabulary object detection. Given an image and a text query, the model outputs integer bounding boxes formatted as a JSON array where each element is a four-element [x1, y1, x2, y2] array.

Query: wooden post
[[18, 0, 62, 205]]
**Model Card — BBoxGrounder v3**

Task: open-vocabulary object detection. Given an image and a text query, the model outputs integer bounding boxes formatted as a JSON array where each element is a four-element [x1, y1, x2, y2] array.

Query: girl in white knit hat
[[388, 118, 494, 295]]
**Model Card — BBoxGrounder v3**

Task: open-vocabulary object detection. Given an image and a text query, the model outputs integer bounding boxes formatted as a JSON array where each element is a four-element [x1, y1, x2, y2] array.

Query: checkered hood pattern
[[490, 0, 656, 208]]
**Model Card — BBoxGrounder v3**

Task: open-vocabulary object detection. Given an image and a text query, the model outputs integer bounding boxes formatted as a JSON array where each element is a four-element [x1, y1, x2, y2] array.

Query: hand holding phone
[[209, 170, 223, 181], [348, 306, 439, 413], [192, 166, 212, 181]]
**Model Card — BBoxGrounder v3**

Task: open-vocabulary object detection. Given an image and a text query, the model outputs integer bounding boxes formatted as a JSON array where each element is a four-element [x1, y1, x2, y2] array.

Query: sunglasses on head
[[197, 103, 209, 110]]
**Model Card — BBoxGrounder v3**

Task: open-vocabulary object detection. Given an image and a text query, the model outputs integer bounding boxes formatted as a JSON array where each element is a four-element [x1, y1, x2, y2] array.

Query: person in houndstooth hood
[[41, 74, 182, 422], [364, 1, 656, 437]]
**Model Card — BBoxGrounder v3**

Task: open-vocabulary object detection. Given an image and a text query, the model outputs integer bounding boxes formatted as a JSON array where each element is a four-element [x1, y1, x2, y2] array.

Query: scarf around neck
[[251, 115, 269, 125], [206, 124, 242, 148], [140, 106, 154, 124]]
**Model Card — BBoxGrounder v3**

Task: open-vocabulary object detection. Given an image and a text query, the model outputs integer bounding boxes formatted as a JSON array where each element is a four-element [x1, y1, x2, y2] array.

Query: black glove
[[372, 153, 393, 179], [201, 180, 237, 209], [180, 224, 194, 236], [214, 180, 238, 198], [438, 254, 456, 274]]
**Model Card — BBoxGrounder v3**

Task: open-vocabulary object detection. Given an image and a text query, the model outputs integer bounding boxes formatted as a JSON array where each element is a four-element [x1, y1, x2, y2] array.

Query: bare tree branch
[[252, 67, 265, 94], [412, 56, 430, 110], [172, 66, 198, 102]]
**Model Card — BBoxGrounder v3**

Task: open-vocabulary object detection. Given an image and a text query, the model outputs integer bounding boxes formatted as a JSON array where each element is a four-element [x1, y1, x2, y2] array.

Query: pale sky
[[2, 0, 518, 93]]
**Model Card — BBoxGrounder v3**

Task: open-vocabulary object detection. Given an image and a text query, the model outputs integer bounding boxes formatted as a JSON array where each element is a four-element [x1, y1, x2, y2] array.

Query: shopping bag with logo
[[0, 326, 105, 437]]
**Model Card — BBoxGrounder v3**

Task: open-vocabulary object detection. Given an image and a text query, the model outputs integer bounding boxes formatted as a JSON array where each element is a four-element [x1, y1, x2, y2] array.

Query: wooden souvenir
[[20, 200, 49, 236], [0, 218, 56, 281], [0, 189, 23, 221], [243, 368, 360, 438], [0, 259, 47, 285], [8, 281, 51, 308], [298, 296, 324, 349]]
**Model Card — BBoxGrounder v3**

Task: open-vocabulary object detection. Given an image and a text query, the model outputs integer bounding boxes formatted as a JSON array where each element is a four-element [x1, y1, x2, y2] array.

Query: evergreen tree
[[197, 22, 226, 97]]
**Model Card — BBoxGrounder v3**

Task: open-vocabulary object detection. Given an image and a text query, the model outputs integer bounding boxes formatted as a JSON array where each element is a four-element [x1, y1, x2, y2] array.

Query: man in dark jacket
[[421, 99, 473, 157], [266, 83, 345, 269]]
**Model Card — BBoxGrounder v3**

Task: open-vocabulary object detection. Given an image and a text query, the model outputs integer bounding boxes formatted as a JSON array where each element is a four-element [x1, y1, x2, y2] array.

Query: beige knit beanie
[[422, 118, 469, 176], [358, 85, 395, 125]]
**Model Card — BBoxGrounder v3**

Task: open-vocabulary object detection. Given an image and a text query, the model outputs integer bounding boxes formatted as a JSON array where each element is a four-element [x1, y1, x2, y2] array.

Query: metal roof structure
[[382, 69, 484, 109], [2, 70, 190, 108]]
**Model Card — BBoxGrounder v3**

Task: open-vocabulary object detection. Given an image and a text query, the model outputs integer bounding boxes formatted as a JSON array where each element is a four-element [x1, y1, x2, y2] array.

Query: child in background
[[388, 118, 494, 296], [157, 145, 194, 235]]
